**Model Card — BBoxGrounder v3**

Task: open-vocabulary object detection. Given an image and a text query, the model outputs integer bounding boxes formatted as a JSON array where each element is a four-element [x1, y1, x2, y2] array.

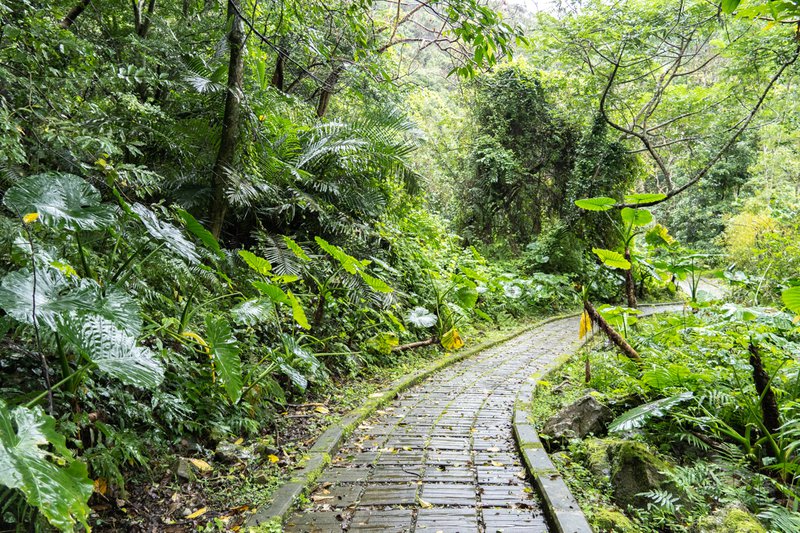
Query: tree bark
[[624, 248, 637, 308], [583, 300, 641, 364], [132, 0, 156, 37], [316, 64, 343, 118], [748, 343, 781, 434], [59, 0, 92, 29], [209, 0, 245, 239], [271, 53, 285, 91]]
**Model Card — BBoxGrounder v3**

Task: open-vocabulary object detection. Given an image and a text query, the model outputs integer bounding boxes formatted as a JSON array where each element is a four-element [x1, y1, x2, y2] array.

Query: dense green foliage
[[2, 0, 800, 530]]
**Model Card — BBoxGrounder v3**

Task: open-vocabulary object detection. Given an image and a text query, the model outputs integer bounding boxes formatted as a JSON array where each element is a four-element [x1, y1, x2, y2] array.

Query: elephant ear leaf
[[609, 392, 693, 432], [131, 203, 199, 264], [205, 316, 242, 403], [575, 197, 616, 211], [782, 286, 800, 315], [2, 172, 115, 231], [0, 401, 93, 532], [592, 248, 631, 270], [57, 314, 164, 389], [621, 207, 653, 227]]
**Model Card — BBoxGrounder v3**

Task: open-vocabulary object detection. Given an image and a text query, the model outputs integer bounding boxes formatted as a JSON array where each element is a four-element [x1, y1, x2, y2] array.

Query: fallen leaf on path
[[186, 507, 207, 519], [189, 458, 212, 472]]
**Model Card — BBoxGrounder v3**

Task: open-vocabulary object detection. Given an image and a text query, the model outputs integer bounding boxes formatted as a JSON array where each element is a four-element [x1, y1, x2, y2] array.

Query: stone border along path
[[253, 304, 683, 532]]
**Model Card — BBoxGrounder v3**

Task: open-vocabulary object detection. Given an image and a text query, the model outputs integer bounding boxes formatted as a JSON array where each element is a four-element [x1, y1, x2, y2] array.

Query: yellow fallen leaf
[[267, 454, 280, 463], [488, 446, 500, 452], [579, 310, 591, 339], [93, 478, 107, 495], [419, 498, 433, 509], [189, 458, 212, 472], [315, 406, 330, 414], [186, 507, 207, 519], [491, 461, 504, 467], [22, 212, 39, 224], [233, 437, 244, 445]]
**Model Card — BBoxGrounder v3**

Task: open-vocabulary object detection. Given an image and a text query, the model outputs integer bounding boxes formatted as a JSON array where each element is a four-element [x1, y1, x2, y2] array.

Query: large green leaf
[[407, 307, 437, 328], [231, 298, 275, 326], [131, 203, 199, 264], [205, 316, 242, 403], [252, 281, 289, 304], [176, 209, 223, 259], [2, 172, 115, 231], [58, 314, 164, 389], [287, 291, 311, 330], [574, 196, 616, 211], [0, 401, 93, 531], [359, 271, 393, 293], [721, 0, 742, 13], [621, 207, 653, 227], [645, 224, 675, 248], [282, 236, 311, 261], [609, 392, 693, 432], [454, 286, 479, 309], [0, 269, 80, 331], [238, 250, 272, 276], [315, 236, 361, 274], [592, 248, 631, 270], [782, 286, 800, 315]]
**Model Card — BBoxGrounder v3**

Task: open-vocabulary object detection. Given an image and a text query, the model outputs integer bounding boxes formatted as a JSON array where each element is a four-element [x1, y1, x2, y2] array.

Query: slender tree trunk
[[748, 343, 781, 434], [210, 0, 245, 239], [132, 0, 156, 38], [271, 53, 285, 91], [624, 248, 637, 308], [316, 64, 343, 118], [60, 0, 92, 28], [583, 300, 641, 364]]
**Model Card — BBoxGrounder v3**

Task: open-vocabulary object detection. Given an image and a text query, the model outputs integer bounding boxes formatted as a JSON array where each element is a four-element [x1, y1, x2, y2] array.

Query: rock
[[175, 458, 194, 481], [214, 442, 252, 464], [592, 508, 635, 532], [609, 441, 672, 509], [696, 505, 766, 533], [542, 393, 613, 449], [580, 438, 620, 480]]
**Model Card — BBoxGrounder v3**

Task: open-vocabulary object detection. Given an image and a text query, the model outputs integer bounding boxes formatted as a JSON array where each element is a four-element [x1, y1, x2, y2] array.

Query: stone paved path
[[285, 307, 676, 532]]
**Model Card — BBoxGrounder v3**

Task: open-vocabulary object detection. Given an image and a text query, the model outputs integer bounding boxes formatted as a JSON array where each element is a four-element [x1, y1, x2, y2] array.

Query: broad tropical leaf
[[645, 224, 675, 247], [58, 314, 164, 389], [252, 281, 289, 304], [441, 328, 464, 350], [177, 209, 223, 259], [287, 291, 310, 329], [0, 401, 93, 531], [579, 310, 591, 339], [282, 236, 311, 261], [609, 392, 693, 432], [781, 286, 800, 315], [621, 207, 653, 227], [205, 316, 242, 403], [231, 298, 275, 326], [315, 236, 360, 275], [721, 0, 741, 14], [454, 286, 479, 309], [0, 268, 75, 331], [407, 307, 437, 328], [360, 271, 393, 293], [2, 173, 115, 231], [575, 197, 616, 211], [131, 204, 199, 264], [592, 248, 631, 270], [238, 250, 272, 276]]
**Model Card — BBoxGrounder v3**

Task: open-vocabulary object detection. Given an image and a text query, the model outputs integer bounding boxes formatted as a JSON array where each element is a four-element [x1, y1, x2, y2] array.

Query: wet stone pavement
[[285, 316, 588, 533]]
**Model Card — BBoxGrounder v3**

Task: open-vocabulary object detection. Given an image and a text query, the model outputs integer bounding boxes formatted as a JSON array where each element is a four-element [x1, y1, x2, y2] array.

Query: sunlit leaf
[[609, 392, 693, 432], [592, 248, 631, 270], [621, 207, 653, 227], [238, 250, 272, 276], [441, 328, 464, 350], [575, 197, 616, 211]]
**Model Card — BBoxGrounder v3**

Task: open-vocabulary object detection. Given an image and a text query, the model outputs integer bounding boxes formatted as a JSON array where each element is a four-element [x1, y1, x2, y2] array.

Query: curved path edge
[[245, 311, 584, 529], [511, 302, 684, 533]]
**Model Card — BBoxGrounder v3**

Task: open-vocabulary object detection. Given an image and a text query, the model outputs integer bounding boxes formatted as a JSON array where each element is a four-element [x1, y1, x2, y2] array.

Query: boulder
[[542, 393, 613, 449], [214, 441, 253, 464], [174, 458, 194, 481], [609, 441, 672, 509], [696, 505, 766, 533]]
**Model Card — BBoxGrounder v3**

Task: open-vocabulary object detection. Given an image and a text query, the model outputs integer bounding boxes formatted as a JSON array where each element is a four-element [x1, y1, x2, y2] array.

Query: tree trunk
[[59, 0, 92, 28], [132, 0, 156, 38], [583, 300, 641, 364], [316, 65, 343, 118], [624, 248, 637, 308], [748, 343, 781, 434], [271, 53, 285, 91], [209, 0, 245, 239]]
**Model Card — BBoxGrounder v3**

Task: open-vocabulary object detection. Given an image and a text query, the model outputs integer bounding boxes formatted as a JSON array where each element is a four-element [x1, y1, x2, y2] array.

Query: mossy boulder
[[542, 393, 613, 449], [609, 441, 673, 509], [696, 505, 766, 533], [580, 437, 624, 480], [592, 508, 637, 532]]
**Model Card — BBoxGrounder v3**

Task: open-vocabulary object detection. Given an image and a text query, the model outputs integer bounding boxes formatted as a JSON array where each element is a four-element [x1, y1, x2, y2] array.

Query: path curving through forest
[[284, 305, 681, 532]]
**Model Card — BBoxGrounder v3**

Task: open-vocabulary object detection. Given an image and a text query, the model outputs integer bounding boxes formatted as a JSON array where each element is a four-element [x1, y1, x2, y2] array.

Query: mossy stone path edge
[[512, 303, 685, 533]]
